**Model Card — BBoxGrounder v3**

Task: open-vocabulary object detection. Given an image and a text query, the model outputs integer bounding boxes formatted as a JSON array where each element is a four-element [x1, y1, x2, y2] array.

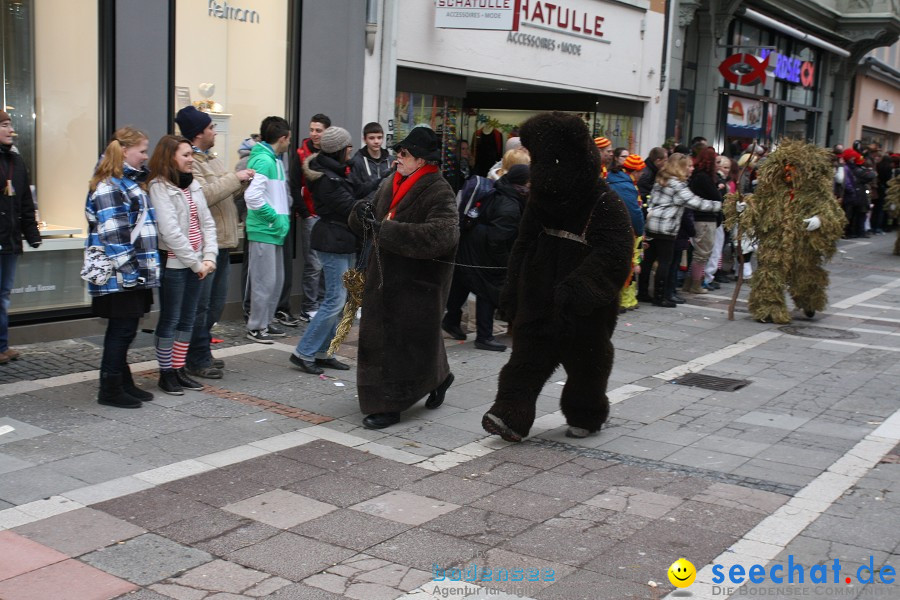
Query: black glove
[[355, 201, 374, 223], [364, 214, 381, 234]]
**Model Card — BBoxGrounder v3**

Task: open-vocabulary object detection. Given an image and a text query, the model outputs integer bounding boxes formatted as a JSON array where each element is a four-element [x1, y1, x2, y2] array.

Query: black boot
[[98, 372, 142, 408], [425, 372, 455, 409], [652, 293, 676, 308], [175, 368, 204, 391], [158, 369, 184, 396], [363, 412, 401, 429], [122, 365, 154, 401], [668, 293, 686, 304]]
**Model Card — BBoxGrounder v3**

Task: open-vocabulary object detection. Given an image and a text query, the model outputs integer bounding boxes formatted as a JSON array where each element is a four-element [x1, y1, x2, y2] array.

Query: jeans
[[0, 253, 19, 352], [187, 248, 231, 369], [444, 275, 495, 341], [294, 251, 353, 360], [157, 267, 204, 340], [101, 317, 139, 375], [300, 216, 324, 312]]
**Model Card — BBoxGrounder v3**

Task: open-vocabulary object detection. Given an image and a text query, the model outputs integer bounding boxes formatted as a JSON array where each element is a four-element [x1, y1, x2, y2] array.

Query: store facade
[[669, 0, 900, 156], [848, 49, 900, 153], [381, 0, 667, 179], [2, 0, 366, 337]]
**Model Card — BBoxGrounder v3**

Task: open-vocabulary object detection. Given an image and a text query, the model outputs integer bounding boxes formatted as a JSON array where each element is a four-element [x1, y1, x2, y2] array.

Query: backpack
[[456, 175, 494, 231]]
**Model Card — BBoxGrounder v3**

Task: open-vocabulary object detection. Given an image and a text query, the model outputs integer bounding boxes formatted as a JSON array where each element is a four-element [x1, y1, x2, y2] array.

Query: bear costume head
[[519, 112, 606, 214]]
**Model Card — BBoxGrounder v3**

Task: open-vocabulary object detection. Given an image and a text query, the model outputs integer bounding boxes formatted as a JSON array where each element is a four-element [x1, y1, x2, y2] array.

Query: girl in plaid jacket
[[85, 126, 160, 408]]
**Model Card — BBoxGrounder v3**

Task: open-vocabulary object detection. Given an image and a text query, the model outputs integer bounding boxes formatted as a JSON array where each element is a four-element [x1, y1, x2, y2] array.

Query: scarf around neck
[[387, 164, 439, 220]]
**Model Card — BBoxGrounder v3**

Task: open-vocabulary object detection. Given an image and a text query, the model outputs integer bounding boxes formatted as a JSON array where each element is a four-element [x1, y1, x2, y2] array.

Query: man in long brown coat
[[348, 127, 459, 429]]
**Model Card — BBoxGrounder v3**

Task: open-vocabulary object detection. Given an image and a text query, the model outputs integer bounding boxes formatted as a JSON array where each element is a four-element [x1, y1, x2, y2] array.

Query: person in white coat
[[148, 135, 218, 395]]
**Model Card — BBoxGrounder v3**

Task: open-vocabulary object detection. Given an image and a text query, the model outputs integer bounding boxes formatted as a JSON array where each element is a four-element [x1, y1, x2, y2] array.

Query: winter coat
[[148, 178, 218, 271], [606, 170, 644, 236], [245, 142, 290, 245], [688, 170, 723, 223], [191, 151, 242, 249], [0, 145, 41, 255], [645, 178, 722, 238], [348, 170, 459, 415], [847, 163, 875, 211], [304, 153, 359, 254], [456, 175, 527, 306], [637, 161, 659, 206], [85, 164, 159, 296], [348, 147, 394, 200]]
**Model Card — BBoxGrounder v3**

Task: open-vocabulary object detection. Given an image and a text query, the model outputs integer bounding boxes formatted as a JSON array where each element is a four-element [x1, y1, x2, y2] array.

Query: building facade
[[849, 41, 900, 152]]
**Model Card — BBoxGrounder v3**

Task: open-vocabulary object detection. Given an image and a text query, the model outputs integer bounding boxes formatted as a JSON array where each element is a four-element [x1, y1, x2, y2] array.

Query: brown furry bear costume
[[481, 112, 634, 442]]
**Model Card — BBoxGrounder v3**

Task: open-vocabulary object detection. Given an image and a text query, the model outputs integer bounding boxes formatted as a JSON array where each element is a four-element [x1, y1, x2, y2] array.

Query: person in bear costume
[[481, 112, 634, 442]]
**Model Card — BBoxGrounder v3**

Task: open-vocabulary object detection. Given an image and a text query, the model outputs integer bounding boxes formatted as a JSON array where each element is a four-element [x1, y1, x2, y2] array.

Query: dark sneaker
[[212, 358, 225, 369], [289, 353, 324, 374], [275, 310, 301, 327], [474, 338, 507, 352], [247, 330, 274, 344], [297, 310, 312, 322], [175, 368, 204, 390], [158, 369, 184, 396], [315, 357, 351, 370], [441, 322, 467, 341], [186, 365, 224, 379], [266, 324, 287, 337]]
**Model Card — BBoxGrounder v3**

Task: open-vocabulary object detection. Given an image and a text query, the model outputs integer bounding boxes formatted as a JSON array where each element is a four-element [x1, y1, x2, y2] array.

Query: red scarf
[[387, 165, 439, 220]]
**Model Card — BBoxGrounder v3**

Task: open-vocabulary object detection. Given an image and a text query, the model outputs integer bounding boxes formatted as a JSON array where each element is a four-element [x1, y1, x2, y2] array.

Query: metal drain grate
[[671, 373, 751, 392], [778, 325, 859, 340]]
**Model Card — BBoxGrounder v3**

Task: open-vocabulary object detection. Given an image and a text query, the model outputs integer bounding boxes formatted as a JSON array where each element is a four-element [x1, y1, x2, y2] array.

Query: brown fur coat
[[349, 171, 459, 414]]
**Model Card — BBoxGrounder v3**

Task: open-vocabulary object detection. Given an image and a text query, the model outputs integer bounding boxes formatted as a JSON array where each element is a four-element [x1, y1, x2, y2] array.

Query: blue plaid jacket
[[85, 165, 160, 296]]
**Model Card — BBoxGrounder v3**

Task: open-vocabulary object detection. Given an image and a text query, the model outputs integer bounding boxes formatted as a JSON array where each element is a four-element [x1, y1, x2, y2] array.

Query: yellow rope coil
[[327, 268, 366, 356]]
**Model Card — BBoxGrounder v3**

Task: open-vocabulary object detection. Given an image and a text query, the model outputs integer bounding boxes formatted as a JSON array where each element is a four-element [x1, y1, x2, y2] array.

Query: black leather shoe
[[175, 368, 204, 390], [363, 412, 401, 429], [652, 297, 677, 308], [441, 322, 467, 341], [668, 294, 686, 304], [474, 338, 506, 352], [316, 357, 351, 370], [636, 293, 653, 303], [426, 372, 455, 409], [290, 353, 324, 374]]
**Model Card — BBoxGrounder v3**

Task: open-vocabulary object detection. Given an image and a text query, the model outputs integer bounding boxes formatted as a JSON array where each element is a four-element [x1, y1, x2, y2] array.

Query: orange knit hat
[[623, 154, 645, 171], [594, 136, 611, 149]]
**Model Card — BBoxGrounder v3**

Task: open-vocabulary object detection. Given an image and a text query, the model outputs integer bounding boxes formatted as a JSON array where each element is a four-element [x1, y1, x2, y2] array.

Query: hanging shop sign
[[875, 99, 895, 114], [434, 0, 521, 31], [518, 0, 608, 43], [718, 53, 769, 86]]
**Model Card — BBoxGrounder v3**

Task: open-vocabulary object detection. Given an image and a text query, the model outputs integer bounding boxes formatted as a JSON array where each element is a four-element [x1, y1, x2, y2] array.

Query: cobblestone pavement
[[0, 235, 898, 600]]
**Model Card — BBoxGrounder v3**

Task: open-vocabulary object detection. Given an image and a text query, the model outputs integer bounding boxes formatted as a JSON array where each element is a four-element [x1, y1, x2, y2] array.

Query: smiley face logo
[[668, 558, 696, 588]]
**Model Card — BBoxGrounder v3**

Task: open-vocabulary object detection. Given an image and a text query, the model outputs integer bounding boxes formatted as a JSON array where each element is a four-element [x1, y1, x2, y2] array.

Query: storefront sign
[[434, 0, 520, 31], [208, 0, 259, 24], [506, 31, 581, 54], [725, 97, 763, 137], [519, 0, 607, 42], [760, 49, 815, 88], [719, 53, 769, 86], [875, 99, 895, 114]]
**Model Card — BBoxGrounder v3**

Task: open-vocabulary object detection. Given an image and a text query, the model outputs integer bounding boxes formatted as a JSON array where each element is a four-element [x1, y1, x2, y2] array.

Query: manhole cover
[[671, 373, 750, 392], [778, 325, 859, 340]]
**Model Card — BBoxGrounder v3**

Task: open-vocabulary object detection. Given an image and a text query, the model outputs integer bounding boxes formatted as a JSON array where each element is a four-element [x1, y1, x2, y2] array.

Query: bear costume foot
[[565, 426, 599, 439], [482, 412, 525, 443]]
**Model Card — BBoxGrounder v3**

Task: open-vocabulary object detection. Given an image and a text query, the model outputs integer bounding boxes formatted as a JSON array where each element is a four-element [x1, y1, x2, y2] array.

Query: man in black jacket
[[0, 111, 41, 364], [638, 147, 667, 211], [348, 122, 394, 200]]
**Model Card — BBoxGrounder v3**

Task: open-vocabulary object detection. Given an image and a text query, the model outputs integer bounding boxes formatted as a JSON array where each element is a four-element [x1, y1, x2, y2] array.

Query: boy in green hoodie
[[244, 116, 291, 342]]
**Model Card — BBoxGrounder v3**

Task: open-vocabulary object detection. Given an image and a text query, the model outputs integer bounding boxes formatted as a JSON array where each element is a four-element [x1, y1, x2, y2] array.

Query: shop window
[[1, 0, 35, 177], [782, 106, 810, 140], [174, 0, 288, 173], [394, 92, 463, 181]]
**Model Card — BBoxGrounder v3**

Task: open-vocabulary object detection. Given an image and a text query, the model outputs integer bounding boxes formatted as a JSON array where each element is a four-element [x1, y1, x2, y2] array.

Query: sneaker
[[297, 310, 312, 323], [158, 369, 184, 396], [176, 368, 204, 390], [266, 324, 287, 337], [212, 358, 225, 369], [186, 365, 224, 379], [247, 329, 274, 344], [274, 310, 301, 327], [307, 310, 318, 319]]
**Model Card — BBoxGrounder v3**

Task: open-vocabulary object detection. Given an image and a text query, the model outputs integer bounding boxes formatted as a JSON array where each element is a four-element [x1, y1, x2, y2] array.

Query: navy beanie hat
[[175, 106, 212, 142]]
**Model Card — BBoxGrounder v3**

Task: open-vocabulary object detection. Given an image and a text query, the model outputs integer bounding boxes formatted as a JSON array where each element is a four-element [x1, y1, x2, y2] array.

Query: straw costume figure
[[884, 175, 900, 256], [724, 139, 845, 324]]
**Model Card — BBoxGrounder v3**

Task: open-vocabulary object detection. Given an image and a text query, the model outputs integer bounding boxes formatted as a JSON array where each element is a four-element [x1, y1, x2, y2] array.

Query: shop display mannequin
[[472, 120, 503, 178]]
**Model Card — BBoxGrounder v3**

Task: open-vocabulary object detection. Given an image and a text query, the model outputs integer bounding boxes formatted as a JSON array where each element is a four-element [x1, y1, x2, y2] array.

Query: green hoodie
[[244, 142, 290, 245]]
